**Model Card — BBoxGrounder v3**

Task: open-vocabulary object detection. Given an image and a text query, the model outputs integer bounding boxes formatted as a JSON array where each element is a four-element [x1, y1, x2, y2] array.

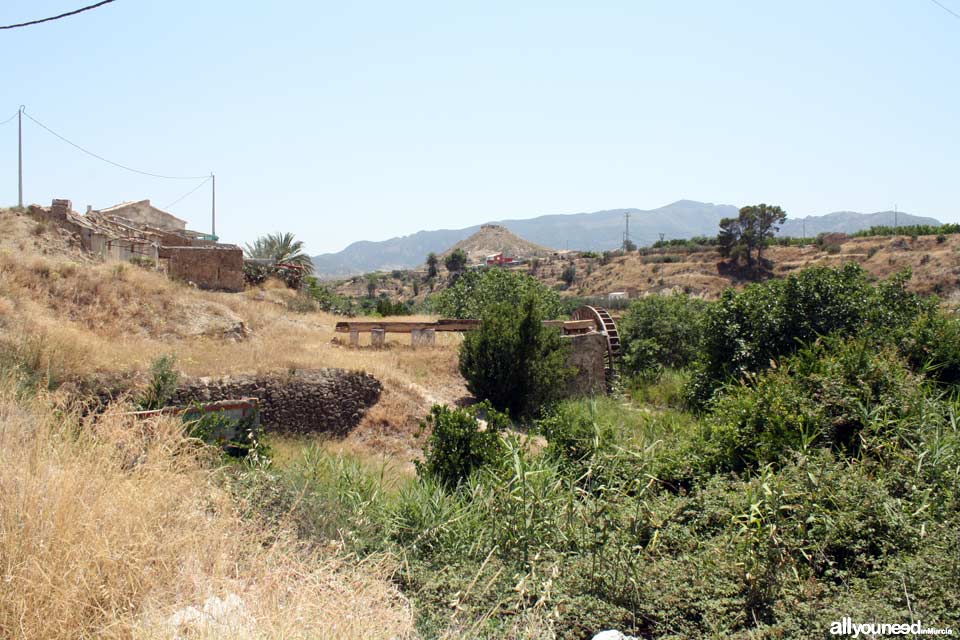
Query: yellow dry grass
[[0, 380, 415, 639], [0, 232, 467, 461]]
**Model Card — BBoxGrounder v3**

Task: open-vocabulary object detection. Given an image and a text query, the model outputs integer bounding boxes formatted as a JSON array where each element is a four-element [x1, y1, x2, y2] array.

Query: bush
[[705, 337, 931, 471], [459, 294, 572, 418], [560, 263, 576, 286], [430, 268, 562, 320], [137, 355, 179, 410], [620, 293, 709, 379], [415, 402, 508, 487], [687, 264, 929, 407]]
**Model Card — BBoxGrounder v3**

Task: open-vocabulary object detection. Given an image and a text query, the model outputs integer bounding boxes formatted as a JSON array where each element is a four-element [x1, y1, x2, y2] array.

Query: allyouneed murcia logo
[[830, 618, 954, 636]]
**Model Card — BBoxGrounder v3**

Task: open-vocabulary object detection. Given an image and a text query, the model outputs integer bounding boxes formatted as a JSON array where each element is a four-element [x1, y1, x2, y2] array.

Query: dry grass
[[0, 230, 467, 462], [0, 380, 415, 639]]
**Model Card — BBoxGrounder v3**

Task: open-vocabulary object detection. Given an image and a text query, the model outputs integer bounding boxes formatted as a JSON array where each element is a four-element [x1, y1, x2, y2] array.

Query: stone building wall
[[159, 245, 244, 292], [563, 332, 608, 397], [171, 369, 383, 435]]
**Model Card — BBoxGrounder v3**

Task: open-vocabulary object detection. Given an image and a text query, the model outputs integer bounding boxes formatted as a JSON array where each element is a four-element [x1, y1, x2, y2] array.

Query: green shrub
[[897, 310, 960, 385], [620, 293, 709, 380], [415, 402, 508, 487], [429, 268, 562, 319], [705, 337, 931, 470], [688, 264, 929, 407], [459, 295, 572, 418], [137, 355, 178, 410]]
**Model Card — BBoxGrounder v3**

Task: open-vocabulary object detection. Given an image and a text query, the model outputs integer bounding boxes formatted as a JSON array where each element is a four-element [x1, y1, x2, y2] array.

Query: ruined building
[[31, 198, 244, 292]]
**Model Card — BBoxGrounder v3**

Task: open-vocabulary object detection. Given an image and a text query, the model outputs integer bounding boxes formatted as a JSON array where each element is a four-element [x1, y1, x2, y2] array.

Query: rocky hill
[[439, 224, 556, 264]]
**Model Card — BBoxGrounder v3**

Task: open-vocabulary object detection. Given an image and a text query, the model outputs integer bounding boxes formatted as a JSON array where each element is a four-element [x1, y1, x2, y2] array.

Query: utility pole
[[211, 173, 216, 237], [623, 211, 631, 250], [894, 204, 898, 230], [18, 106, 23, 208]]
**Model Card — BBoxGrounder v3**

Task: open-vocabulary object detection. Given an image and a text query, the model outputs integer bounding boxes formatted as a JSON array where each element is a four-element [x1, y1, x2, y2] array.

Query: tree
[[716, 204, 787, 266], [430, 268, 563, 319], [743, 203, 787, 263], [444, 248, 468, 274], [561, 263, 577, 287], [426, 252, 439, 279], [244, 232, 314, 273], [623, 239, 637, 252], [459, 295, 572, 418]]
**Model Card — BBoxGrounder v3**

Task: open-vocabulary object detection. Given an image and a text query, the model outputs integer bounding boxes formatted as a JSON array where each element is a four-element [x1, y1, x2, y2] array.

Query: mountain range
[[311, 200, 941, 278]]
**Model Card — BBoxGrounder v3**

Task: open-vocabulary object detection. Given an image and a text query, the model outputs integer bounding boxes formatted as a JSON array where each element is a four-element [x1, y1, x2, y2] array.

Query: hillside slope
[[312, 200, 738, 277], [439, 224, 556, 264], [561, 234, 960, 300], [312, 201, 942, 278]]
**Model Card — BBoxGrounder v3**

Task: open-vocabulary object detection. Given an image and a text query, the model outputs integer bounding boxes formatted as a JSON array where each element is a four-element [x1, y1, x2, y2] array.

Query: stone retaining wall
[[563, 332, 608, 397], [171, 369, 382, 435]]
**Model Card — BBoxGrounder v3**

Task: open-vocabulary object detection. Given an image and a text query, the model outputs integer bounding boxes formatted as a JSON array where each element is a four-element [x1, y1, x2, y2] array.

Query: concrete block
[[371, 328, 385, 348], [349, 330, 360, 347]]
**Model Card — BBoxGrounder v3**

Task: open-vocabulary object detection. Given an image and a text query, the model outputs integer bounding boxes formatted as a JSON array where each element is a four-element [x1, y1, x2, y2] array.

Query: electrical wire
[[22, 109, 208, 180], [0, 111, 18, 126], [164, 176, 211, 210], [0, 0, 117, 30], [929, 0, 960, 20]]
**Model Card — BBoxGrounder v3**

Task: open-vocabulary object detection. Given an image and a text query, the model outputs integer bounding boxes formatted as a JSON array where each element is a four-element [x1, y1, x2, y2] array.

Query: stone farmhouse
[[30, 198, 244, 292]]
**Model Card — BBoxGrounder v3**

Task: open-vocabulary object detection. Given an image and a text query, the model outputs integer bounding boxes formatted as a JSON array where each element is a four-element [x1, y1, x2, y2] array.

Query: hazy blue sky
[[1, 1, 957, 253]]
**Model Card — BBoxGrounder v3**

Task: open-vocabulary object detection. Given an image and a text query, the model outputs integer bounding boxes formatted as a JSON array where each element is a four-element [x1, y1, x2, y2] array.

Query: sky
[[0, 0, 957, 254]]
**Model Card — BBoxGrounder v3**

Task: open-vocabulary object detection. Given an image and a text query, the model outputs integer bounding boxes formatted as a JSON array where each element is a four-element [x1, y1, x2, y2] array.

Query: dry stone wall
[[171, 369, 382, 435]]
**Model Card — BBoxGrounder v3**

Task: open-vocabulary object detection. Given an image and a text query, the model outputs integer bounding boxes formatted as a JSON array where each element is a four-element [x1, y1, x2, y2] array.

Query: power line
[[0, 0, 117, 30], [0, 111, 18, 126], [164, 176, 212, 210], [929, 0, 960, 20], [22, 109, 208, 180]]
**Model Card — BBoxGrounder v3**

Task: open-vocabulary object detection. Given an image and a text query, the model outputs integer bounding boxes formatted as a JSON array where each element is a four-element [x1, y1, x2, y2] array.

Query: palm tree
[[244, 232, 314, 273]]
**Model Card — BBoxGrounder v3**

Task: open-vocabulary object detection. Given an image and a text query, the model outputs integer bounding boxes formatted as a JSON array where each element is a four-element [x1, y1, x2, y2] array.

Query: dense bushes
[[704, 337, 933, 471], [619, 293, 708, 379], [851, 222, 960, 238], [688, 263, 929, 406], [459, 295, 572, 418], [430, 268, 562, 319]]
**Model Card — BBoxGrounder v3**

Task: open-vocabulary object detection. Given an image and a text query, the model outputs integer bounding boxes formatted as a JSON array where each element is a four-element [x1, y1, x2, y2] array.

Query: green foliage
[[374, 298, 411, 316], [560, 262, 576, 286], [851, 222, 960, 238], [243, 232, 314, 273], [443, 248, 468, 274], [705, 337, 932, 471], [459, 295, 572, 418], [718, 203, 787, 266], [415, 402, 509, 487], [137, 355, 178, 410], [430, 267, 562, 319], [688, 263, 929, 406], [184, 407, 270, 461], [425, 252, 439, 279], [304, 277, 355, 315], [620, 293, 709, 380]]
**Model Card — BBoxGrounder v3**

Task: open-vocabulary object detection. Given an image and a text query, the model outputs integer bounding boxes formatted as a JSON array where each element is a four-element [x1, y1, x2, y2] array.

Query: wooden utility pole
[[17, 106, 23, 208], [211, 173, 216, 237]]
